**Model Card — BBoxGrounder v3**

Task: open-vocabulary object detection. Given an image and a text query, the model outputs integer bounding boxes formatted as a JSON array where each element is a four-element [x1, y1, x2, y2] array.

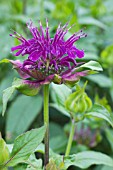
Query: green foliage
[[105, 128, 113, 151], [3, 126, 46, 167], [2, 86, 15, 116], [95, 95, 112, 113], [101, 45, 113, 68], [51, 83, 71, 106], [2, 78, 41, 116], [12, 78, 41, 96], [6, 95, 43, 141], [26, 155, 43, 170], [87, 74, 112, 88], [85, 104, 113, 128], [0, 136, 9, 167], [64, 151, 113, 169], [80, 60, 103, 71], [79, 16, 107, 30]]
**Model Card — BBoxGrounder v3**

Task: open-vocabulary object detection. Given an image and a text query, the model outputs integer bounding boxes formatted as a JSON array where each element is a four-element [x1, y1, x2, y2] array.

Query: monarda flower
[[9, 19, 88, 89]]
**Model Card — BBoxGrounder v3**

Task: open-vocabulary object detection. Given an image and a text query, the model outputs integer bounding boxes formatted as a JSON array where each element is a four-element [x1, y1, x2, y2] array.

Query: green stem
[[43, 84, 49, 168], [65, 119, 75, 156]]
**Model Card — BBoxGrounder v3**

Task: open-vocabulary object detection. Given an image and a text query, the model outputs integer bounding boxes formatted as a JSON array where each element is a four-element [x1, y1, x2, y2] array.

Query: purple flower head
[[73, 124, 100, 148], [10, 19, 87, 87]]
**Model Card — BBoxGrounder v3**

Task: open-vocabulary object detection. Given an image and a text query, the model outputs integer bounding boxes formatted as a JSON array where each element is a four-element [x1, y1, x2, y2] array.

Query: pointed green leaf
[[80, 61, 103, 71], [0, 59, 10, 64], [51, 83, 71, 105], [2, 87, 15, 116], [86, 74, 112, 88], [0, 137, 10, 167], [50, 103, 70, 117], [4, 126, 46, 167], [79, 17, 107, 30], [12, 78, 40, 96], [105, 128, 113, 151], [12, 164, 27, 170], [64, 151, 113, 169], [26, 155, 42, 170], [2, 78, 41, 116], [85, 104, 113, 127], [6, 95, 43, 140]]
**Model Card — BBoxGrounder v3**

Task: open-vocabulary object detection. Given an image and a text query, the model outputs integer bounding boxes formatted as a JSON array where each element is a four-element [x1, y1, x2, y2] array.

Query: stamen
[[67, 23, 76, 31], [46, 18, 50, 43], [39, 20, 45, 40]]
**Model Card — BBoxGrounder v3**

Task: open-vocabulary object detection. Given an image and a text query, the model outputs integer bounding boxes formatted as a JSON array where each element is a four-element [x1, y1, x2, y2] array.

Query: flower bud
[[65, 82, 92, 121], [85, 93, 92, 111], [0, 136, 10, 167]]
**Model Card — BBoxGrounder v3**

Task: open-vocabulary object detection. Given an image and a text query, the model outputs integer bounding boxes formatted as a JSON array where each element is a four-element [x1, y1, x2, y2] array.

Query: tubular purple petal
[[11, 45, 22, 51], [10, 19, 87, 87], [29, 51, 42, 61], [74, 47, 84, 58], [14, 49, 24, 56]]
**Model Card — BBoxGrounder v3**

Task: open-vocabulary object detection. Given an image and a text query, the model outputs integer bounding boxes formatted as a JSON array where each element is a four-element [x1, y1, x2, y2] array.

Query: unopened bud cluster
[[65, 83, 92, 121]]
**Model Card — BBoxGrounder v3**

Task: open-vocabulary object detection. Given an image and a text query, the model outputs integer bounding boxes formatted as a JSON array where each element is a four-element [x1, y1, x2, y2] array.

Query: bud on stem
[[65, 82, 92, 122]]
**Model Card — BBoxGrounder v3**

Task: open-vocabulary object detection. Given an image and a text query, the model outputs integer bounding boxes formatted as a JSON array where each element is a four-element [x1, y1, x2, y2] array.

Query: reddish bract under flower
[[10, 19, 87, 87]]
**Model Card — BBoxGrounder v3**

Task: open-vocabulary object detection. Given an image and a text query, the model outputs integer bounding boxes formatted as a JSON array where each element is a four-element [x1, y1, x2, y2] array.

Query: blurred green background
[[0, 0, 113, 170]]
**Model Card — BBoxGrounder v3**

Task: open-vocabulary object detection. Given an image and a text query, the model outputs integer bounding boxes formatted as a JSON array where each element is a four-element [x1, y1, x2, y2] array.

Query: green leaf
[[49, 122, 67, 153], [4, 126, 46, 167], [105, 128, 113, 151], [83, 52, 98, 60], [50, 135, 67, 153], [2, 87, 15, 116], [100, 165, 113, 170], [51, 83, 71, 105], [6, 95, 43, 140], [110, 84, 113, 102], [0, 137, 10, 167], [0, 59, 10, 64], [86, 74, 112, 88], [9, 14, 29, 23], [12, 78, 40, 96], [79, 16, 107, 30], [50, 122, 65, 137], [101, 44, 113, 68], [0, 74, 15, 99], [85, 104, 113, 127], [64, 151, 113, 169], [2, 78, 41, 116], [50, 83, 71, 118], [26, 155, 42, 170], [35, 143, 56, 158], [80, 61, 103, 71], [35, 143, 44, 154], [13, 164, 27, 170], [0, 26, 14, 59], [50, 103, 70, 117], [7, 144, 13, 153]]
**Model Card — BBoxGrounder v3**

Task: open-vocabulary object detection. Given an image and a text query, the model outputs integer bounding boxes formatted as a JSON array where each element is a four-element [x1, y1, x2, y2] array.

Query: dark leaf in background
[[6, 95, 43, 141]]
